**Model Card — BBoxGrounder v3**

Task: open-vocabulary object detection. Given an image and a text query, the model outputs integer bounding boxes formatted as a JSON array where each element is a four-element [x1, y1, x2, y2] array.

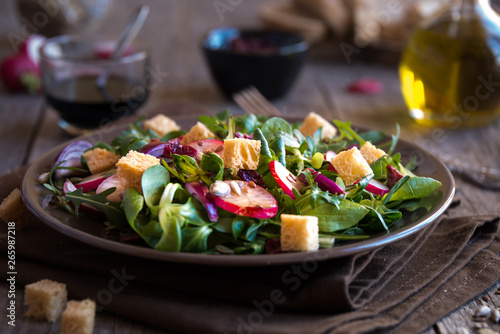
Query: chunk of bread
[[280, 214, 319, 252], [299, 112, 337, 139], [359, 141, 386, 164], [25, 279, 67, 322], [61, 299, 96, 334], [143, 114, 181, 137], [82, 148, 120, 175], [116, 151, 161, 191], [332, 147, 373, 185], [0, 188, 31, 229], [180, 122, 216, 145], [222, 138, 261, 170]]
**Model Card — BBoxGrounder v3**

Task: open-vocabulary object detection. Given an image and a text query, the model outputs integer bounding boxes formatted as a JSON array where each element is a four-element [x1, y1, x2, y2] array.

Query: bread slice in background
[[293, 0, 352, 38], [258, 1, 328, 43]]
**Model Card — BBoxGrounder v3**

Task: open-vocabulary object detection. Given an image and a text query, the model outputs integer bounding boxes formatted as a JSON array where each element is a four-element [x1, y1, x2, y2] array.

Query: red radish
[[185, 182, 218, 222], [0, 53, 39, 93], [185, 139, 224, 157], [53, 140, 93, 179], [96, 174, 127, 203], [324, 150, 337, 162], [365, 178, 390, 196], [212, 181, 278, 219], [347, 78, 383, 94], [269, 160, 306, 200], [75, 170, 114, 192], [0, 35, 45, 93], [62, 179, 104, 217], [18, 34, 46, 66]]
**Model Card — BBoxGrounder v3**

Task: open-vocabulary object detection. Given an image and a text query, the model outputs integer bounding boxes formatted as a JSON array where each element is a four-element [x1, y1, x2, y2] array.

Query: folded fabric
[[1, 167, 499, 334]]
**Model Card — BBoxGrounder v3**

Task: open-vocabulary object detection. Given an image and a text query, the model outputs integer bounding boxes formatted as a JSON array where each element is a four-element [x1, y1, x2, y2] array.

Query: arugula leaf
[[198, 115, 227, 139], [65, 188, 126, 228], [333, 120, 366, 146]]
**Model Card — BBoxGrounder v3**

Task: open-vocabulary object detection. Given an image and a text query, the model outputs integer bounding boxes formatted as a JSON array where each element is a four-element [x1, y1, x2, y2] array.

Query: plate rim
[[21, 118, 456, 267]]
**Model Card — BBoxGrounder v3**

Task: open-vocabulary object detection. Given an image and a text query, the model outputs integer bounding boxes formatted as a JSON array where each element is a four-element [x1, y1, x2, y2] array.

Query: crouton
[[143, 114, 181, 137], [332, 147, 373, 185], [359, 141, 386, 164], [299, 112, 337, 139], [82, 148, 120, 174], [280, 214, 319, 252], [222, 138, 261, 170], [25, 279, 67, 322], [0, 188, 31, 229], [180, 122, 216, 145], [61, 299, 96, 334], [116, 151, 160, 191]]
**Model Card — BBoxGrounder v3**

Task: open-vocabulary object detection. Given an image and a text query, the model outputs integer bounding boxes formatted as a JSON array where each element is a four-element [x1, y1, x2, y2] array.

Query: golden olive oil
[[399, 5, 500, 127]]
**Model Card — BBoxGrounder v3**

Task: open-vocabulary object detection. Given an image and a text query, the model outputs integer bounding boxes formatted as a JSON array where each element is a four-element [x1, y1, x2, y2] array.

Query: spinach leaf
[[303, 200, 368, 232], [387, 177, 442, 202], [141, 165, 170, 211], [261, 117, 293, 140]]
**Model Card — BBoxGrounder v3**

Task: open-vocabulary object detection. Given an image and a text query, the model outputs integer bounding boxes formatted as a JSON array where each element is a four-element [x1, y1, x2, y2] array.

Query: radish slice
[[365, 178, 390, 196], [54, 140, 93, 179], [269, 160, 306, 200], [324, 151, 337, 162], [212, 181, 278, 219], [185, 182, 218, 222], [62, 179, 104, 217], [96, 174, 127, 203], [75, 170, 114, 192]]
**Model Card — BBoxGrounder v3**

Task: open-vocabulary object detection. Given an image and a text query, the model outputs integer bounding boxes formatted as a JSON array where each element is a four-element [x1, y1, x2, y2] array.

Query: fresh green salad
[[43, 111, 442, 255]]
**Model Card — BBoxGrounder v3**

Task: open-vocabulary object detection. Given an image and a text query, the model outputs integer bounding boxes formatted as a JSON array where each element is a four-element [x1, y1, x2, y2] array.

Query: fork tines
[[233, 87, 283, 117]]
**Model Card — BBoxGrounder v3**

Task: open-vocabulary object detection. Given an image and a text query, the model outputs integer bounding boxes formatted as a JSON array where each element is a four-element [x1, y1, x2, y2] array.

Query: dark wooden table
[[0, 0, 499, 333]]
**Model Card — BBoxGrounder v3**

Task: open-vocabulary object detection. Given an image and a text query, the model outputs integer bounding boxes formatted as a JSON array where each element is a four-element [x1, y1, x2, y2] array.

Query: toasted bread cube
[[143, 114, 181, 137], [61, 299, 96, 334], [0, 188, 31, 229], [359, 141, 386, 164], [222, 138, 261, 170], [180, 122, 216, 145], [299, 112, 337, 139], [82, 148, 120, 175], [25, 279, 67, 322], [281, 214, 319, 252], [332, 147, 373, 185], [116, 151, 160, 191]]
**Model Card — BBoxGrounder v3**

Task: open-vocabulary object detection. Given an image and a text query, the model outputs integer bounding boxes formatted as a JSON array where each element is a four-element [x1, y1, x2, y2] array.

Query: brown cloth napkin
[[1, 166, 499, 334]]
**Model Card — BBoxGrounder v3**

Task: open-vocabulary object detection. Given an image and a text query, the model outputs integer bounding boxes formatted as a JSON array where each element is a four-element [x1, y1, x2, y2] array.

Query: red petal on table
[[347, 78, 383, 94]]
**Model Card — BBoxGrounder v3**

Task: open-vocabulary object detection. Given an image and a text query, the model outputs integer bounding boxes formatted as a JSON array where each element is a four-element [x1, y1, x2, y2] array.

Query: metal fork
[[233, 87, 283, 117]]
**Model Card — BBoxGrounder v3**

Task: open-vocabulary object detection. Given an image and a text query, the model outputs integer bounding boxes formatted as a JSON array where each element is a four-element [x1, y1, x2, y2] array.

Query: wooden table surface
[[0, 0, 499, 333]]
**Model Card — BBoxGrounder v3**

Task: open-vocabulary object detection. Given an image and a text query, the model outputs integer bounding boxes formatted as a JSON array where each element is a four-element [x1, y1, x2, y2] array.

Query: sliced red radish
[[62, 179, 104, 217], [212, 181, 278, 219], [185, 182, 218, 222], [365, 178, 390, 196], [324, 150, 337, 162], [185, 139, 224, 157], [269, 160, 306, 199], [96, 174, 127, 203], [347, 78, 383, 94], [75, 170, 114, 192]]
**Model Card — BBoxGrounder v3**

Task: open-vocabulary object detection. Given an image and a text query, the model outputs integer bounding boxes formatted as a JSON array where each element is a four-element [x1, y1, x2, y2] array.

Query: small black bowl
[[202, 27, 309, 100]]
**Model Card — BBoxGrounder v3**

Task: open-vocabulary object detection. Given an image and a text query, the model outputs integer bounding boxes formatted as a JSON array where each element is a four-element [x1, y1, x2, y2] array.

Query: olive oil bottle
[[399, 0, 500, 127]]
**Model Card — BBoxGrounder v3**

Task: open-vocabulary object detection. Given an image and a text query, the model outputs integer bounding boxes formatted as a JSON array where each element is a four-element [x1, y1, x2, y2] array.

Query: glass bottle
[[399, 0, 500, 127]]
